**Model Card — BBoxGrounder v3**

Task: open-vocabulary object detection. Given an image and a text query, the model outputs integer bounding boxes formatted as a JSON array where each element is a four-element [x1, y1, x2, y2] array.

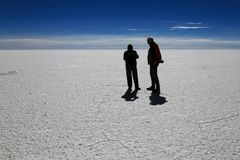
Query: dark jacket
[[148, 42, 162, 65], [123, 50, 139, 65]]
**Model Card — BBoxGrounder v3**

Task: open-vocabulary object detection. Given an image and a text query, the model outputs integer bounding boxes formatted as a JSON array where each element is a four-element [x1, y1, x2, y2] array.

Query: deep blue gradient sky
[[1, 0, 240, 49]]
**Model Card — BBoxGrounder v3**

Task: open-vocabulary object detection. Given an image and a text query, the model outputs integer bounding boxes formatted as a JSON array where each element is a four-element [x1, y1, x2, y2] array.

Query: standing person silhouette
[[123, 44, 141, 91], [146, 37, 164, 94]]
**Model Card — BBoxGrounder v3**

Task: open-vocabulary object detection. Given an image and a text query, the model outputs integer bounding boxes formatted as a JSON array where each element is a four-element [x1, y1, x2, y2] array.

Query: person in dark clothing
[[123, 44, 140, 90], [146, 37, 164, 94]]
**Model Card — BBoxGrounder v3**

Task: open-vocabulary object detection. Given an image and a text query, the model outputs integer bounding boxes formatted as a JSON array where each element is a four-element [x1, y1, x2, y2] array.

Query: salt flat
[[0, 49, 240, 160]]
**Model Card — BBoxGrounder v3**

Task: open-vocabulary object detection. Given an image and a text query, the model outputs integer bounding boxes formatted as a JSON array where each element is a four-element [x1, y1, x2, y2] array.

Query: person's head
[[147, 37, 154, 45], [127, 44, 133, 50]]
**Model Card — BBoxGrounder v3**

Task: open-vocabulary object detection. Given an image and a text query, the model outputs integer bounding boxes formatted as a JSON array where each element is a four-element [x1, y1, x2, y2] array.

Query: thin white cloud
[[128, 28, 141, 31], [170, 26, 210, 30], [186, 22, 202, 25]]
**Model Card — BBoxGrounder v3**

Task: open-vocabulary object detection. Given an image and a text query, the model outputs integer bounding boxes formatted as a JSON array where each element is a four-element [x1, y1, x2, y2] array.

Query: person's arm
[[157, 46, 164, 63], [153, 44, 162, 65], [123, 51, 128, 61], [134, 51, 139, 59]]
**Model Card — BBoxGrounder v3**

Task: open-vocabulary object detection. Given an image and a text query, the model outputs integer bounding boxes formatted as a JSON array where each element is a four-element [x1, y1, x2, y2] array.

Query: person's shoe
[[146, 86, 154, 91], [152, 88, 160, 94], [128, 87, 132, 91], [135, 87, 141, 90]]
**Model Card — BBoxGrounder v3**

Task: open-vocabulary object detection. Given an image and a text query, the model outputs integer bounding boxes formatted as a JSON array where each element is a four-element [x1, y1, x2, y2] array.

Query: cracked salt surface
[[0, 71, 18, 76], [0, 50, 240, 160]]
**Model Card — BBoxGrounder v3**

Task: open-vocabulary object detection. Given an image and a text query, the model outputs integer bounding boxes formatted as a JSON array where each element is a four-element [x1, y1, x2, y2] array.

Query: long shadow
[[121, 89, 139, 101], [149, 93, 167, 105]]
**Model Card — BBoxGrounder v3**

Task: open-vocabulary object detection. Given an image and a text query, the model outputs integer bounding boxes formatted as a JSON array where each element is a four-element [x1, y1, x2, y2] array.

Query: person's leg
[[126, 64, 132, 89], [155, 65, 160, 90], [152, 64, 160, 93], [147, 65, 155, 90], [132, 65, 140, 90]]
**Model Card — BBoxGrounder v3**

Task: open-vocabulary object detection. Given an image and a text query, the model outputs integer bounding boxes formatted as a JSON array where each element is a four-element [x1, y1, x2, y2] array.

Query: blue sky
[[0, 0, 240, 49]]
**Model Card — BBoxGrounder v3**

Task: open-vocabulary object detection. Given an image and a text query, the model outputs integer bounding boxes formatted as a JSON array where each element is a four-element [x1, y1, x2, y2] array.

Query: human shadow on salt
[[121, 89, 139, 101], [149, 93, 167, 105]]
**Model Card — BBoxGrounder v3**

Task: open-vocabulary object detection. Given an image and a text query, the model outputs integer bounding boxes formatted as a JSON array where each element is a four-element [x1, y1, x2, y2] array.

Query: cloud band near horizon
[[0, 36, 240, 49]]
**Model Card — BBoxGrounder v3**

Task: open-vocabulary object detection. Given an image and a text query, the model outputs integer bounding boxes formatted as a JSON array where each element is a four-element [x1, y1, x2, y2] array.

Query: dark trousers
[[126, 64, 139, 89], [150, 64, 160, 89]]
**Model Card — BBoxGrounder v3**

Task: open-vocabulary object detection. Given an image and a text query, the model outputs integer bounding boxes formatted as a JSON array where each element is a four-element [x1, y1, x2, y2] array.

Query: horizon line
[[1, 36, 240, 49]]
